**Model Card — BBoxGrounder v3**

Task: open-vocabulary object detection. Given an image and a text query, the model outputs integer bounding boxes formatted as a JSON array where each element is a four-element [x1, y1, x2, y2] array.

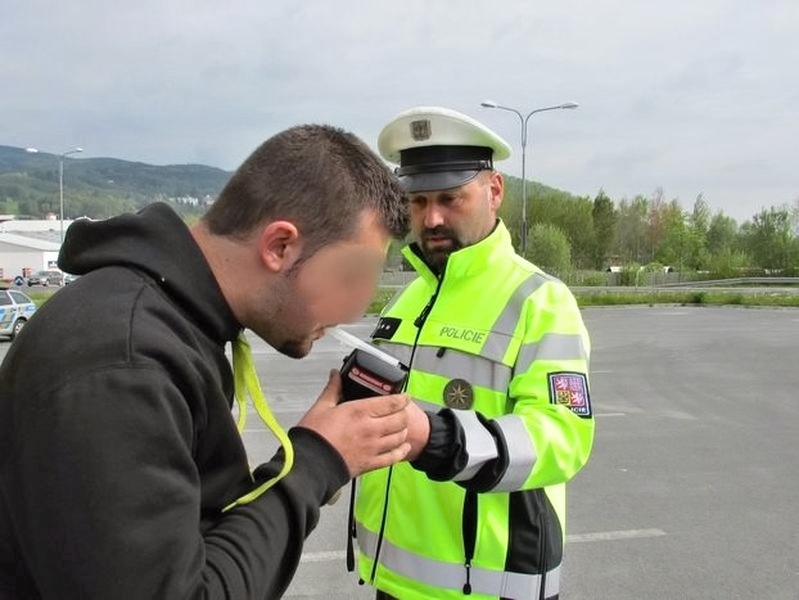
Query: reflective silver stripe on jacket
[[377, 341, 512, 394], [412, 403, 537, 490], [480, 272, 553, 362], [413, 346, 512, 393], [377, 271, 555, 372], [357, 524, 561, 598], [491, 414, 537, 491], [450, 409, 499, 481], [516, 333, 588, 373]]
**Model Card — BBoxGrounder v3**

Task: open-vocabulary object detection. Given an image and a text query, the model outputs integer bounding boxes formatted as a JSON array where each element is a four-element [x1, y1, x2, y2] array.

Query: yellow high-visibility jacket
[[354, 220, 595, 600]]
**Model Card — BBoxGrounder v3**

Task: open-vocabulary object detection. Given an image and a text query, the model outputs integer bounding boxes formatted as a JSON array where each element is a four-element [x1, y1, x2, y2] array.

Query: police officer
[[351, 107, 595, 600]]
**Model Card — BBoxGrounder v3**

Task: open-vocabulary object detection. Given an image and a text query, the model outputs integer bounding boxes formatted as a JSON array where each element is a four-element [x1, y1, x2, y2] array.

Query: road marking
[[299, 529, 666, 563], [595, 412, 626, 418], [567, 528, 666, 543], [300, 550, 347, 563]]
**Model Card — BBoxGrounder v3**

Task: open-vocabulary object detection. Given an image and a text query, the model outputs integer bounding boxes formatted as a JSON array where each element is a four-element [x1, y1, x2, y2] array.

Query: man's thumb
[[316, 369, 342, 406]]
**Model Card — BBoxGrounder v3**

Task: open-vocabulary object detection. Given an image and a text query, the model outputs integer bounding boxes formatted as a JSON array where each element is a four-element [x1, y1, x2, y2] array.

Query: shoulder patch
[[372, 316, 401, 341], [548, 372, 592, 418]]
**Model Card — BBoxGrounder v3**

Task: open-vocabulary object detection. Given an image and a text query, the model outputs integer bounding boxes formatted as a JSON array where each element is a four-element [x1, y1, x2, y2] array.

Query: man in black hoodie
[[0, 124, 431, 599]]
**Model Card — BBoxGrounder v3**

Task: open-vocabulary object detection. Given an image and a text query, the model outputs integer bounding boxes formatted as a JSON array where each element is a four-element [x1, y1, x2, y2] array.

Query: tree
[[684, 195, 711, 270], [654, 210, 688, 269], [614, 195, 649, 264], [526, 223, 572, 276], [707, 247, 750, 277], [0, 199, 19, 214], [591, 190, 616, 269], [689, 193, 711, 238], [497, 175, 522, 248], [740, 206, 797, 271], [706, 212, 739, 256], [529, 190, 595, 268], [645, 188, 670, 262]]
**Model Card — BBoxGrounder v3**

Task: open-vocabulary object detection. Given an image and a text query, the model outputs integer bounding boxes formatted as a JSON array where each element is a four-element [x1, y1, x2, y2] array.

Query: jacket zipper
[[366, 269, 445, 585], [461, 490, 478, 595]]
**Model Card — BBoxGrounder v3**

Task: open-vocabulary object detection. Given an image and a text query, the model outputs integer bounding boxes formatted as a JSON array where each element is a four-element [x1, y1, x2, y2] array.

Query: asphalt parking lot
[[2, 306, 797, 599], [245, 307, 799, 600]]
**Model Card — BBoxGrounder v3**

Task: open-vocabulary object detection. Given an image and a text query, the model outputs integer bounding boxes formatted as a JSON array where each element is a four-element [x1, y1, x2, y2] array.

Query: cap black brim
[[398, 170, 481, 193]]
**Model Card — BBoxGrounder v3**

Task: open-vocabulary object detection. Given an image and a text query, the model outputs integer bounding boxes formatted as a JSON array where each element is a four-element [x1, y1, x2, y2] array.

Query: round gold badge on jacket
[[443, 378, 474, 409]]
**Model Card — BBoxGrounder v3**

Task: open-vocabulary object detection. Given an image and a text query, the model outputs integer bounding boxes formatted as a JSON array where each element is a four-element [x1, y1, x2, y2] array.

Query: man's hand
[[298, 370, 411, 478]]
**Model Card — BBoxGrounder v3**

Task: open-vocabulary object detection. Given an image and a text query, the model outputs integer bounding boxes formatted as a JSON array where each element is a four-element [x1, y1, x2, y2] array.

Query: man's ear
[[256, 221, 302, 272], [488, 171, 504, 211]]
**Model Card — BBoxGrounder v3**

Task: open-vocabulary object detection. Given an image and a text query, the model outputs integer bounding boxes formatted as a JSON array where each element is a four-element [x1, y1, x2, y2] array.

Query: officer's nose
[[423, 203, 446, 229]]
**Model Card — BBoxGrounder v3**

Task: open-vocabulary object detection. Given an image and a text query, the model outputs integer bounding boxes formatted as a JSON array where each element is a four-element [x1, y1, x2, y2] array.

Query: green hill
[[0, 145, 232, 220], [0, 144, 584, 227]]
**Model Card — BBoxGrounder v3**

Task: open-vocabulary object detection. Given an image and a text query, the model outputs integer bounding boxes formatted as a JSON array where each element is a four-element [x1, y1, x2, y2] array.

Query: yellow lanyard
[[223, 332, 294, 512]]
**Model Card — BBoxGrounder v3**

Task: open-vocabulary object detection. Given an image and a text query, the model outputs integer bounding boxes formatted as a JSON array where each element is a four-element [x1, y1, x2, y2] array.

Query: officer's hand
[[298, 370, 411, 478], [405, 401, 431, 462]]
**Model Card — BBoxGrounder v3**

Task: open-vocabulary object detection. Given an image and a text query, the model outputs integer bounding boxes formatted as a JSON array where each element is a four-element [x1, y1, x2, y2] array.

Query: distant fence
[[654, 277, 799, 288], [380, 270, 799, 291]]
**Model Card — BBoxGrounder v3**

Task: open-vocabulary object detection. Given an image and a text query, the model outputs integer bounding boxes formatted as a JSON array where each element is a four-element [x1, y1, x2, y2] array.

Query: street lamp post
[[480, 100, 578, 254], [26, 146, 83, 244]]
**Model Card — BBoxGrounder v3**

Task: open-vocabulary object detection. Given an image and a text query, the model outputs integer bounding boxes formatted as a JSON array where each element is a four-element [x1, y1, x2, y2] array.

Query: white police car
[[0, 288, 37, 340]]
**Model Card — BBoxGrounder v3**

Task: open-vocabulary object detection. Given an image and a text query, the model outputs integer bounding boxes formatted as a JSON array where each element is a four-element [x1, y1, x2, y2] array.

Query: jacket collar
[[402, 219, 515, 286]]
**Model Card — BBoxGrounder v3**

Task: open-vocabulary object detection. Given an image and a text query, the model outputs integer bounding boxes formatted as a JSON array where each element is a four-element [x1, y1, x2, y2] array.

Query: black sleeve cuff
[[410, 410, 468, 480], [253, 427, 350, 505]]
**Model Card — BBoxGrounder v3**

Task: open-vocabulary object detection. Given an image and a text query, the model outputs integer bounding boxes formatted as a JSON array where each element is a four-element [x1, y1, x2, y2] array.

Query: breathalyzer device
[[329, 328, 408, 402]]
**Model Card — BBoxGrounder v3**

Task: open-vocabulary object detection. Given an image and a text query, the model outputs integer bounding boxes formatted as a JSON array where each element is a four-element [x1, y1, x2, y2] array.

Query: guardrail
[[654, 277, 799, 288], [570, 285, 799, 295], [381, 271, 799, 291]]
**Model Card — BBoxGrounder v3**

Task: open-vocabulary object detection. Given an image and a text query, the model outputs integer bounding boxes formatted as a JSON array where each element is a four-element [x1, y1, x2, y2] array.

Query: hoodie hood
[[59, 202, 240, 344]]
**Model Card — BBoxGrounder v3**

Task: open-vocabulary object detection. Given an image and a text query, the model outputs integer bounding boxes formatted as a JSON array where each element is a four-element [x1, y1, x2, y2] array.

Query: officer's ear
[[256, 220, 303, 273], [487, 171, 504, 212]]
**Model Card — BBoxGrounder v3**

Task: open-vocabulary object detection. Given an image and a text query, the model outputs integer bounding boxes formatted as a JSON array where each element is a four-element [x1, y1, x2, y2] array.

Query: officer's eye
[[440, 193, 460, 206]]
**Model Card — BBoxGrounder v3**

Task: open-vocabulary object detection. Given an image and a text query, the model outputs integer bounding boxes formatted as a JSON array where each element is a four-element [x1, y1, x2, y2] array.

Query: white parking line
[[567, 528, 667, 543], [595, 412, 626, 418], [299, 529, 666, 563], [300, 550, 348, 563]]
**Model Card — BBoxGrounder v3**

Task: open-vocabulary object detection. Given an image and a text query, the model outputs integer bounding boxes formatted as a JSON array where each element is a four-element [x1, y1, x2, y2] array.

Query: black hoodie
[[0, 203, 349, 599]]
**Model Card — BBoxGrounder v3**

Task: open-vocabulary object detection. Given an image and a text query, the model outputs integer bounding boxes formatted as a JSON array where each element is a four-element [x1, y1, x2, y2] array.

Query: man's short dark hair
[[204, 124, 408, 257]]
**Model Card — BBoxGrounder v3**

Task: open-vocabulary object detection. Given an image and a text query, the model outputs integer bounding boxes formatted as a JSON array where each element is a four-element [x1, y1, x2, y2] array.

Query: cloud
[[1, 0, 797, 222]]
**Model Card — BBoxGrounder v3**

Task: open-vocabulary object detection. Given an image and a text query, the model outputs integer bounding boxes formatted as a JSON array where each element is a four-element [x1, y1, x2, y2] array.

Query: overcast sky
[[2, 0, 797, 223]]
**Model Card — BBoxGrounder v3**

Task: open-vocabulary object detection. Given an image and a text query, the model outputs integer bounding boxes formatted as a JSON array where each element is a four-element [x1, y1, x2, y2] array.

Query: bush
[[618, 263, 642, 286], [526, 223, 572, 275], [577, 272, 608, 287]]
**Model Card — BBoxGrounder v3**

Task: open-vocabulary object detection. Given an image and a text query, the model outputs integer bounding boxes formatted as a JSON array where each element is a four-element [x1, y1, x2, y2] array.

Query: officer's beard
[[419, 226, 463, 275]]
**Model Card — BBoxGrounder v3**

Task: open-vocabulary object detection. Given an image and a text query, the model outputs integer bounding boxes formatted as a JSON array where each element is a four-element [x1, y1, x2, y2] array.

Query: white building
[[0, 218, 75, 280]]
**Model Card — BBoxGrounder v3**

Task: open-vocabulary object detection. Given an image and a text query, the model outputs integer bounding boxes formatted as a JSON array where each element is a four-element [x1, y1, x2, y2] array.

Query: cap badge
[[410, 119, 432, 141]]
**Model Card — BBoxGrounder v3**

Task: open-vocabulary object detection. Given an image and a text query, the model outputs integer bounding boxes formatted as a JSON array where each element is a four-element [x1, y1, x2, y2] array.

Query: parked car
[[26, 269, 65, 287], [0, 288, 36, 340]]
